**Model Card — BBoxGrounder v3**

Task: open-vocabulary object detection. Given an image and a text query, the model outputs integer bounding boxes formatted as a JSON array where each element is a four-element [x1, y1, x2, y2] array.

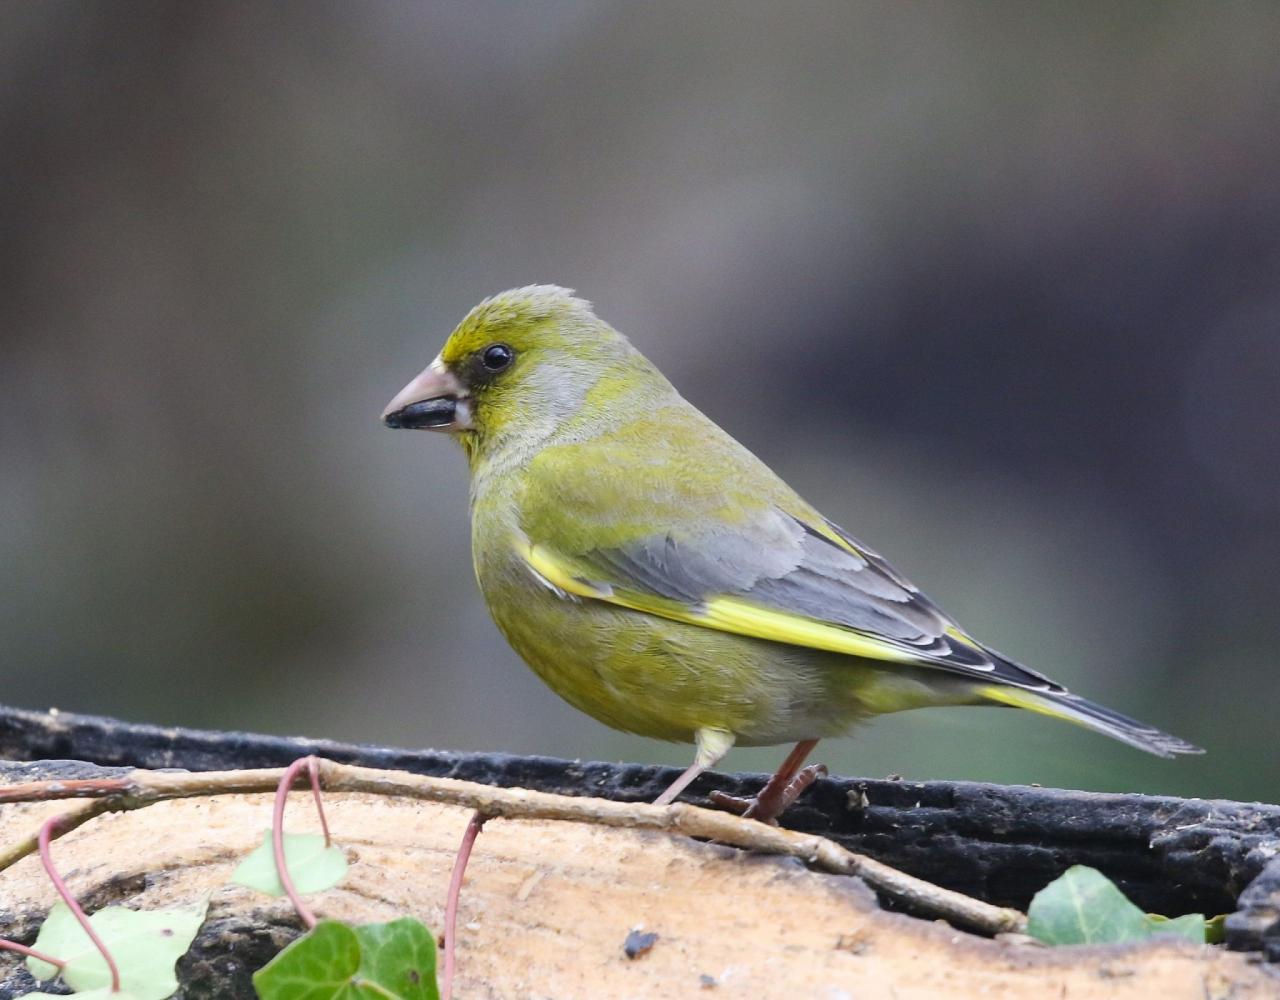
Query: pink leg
[[654, 727, 735, 806], [711, 739, 825, 824], [653, 760, 705, 806]]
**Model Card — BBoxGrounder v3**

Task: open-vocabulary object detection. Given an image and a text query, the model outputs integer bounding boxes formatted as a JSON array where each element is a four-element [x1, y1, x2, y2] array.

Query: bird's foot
[[709, 762, 828, 825]]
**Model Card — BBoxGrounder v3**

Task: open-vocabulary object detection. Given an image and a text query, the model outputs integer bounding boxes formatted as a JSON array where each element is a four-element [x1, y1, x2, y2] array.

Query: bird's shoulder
[[518, 404, 810, 550]]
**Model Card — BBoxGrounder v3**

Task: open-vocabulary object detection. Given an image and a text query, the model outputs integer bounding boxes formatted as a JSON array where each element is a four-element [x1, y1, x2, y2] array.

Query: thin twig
[[307, 757, 332, 848], [0, 937, 65, 969], [0, 778, 130, 804], [442, 811, 487, 1000], [272, 757, 318, 929], [0, 799, 111, 873], [38, 814, 121, 992], [0, 760, 1027, 935]]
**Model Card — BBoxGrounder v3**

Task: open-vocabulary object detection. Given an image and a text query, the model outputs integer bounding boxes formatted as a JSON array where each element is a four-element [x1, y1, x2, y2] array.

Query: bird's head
[[382, 286, 668, 464]]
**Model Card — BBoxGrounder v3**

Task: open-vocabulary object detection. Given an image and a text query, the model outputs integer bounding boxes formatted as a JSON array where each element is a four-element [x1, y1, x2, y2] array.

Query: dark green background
[[2, 3, 1276, 801]]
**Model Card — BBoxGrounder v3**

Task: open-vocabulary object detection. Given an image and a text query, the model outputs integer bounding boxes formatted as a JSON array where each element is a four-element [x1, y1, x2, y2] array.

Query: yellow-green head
[[382, 285, 667, 466]]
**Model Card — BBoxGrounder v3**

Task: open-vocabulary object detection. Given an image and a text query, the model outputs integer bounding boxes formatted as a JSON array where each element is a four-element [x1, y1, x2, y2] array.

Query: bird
[[382, 286, 1202, 821]]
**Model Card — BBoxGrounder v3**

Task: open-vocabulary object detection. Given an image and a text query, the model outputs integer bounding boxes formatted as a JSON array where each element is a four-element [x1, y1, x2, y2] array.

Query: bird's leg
[[710, 739, 824, 824], [653, 727, 734, 806]]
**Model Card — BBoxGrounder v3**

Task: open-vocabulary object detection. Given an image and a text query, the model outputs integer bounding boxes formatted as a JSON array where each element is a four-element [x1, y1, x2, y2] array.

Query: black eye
[[481, 343, 514, 372]]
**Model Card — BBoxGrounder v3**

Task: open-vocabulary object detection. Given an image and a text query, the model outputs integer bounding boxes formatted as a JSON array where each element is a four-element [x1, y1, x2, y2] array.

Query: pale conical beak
[[381, 357, 472, 431]]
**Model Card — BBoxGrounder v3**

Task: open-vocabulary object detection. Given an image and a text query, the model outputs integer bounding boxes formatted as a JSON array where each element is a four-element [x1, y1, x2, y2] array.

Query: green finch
[[382, 286, 1201, 819]]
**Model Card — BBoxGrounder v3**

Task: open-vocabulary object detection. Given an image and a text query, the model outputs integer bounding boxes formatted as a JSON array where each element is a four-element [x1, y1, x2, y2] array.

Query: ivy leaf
[[27, 897, 209, 999], [1027, 866, 1151, 945], [1205, 913, 1227, 945], [1145, 911, 1207, 943], [1028, 866, 1207, 946], [232, 831, 348, 897], [352, 918, 439, 1000], [253, 918, 439, 1000], [252, 921, 371, 998]]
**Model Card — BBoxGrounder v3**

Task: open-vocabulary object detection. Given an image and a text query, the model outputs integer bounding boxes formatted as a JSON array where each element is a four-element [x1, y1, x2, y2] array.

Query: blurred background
[[2, 2, 1277, 802]]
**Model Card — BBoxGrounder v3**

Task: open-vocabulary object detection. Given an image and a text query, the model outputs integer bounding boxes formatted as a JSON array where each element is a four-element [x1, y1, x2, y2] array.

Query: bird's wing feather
[[515, 411, 1062, 691], [518, 499, 1063, 693]]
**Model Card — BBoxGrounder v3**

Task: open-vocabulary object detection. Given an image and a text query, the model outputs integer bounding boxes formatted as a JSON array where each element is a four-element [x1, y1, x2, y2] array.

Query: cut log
[[1, 705, 1277, 998]]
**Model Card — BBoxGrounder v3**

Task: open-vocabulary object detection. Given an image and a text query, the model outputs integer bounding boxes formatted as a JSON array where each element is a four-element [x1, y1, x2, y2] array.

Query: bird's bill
[[382, 356, 472, 431]]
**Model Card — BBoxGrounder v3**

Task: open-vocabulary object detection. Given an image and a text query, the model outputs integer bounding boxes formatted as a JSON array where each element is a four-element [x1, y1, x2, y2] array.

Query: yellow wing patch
[[699, 596, 917, 663], [523, 540, 917, 665], [945, 624, 981, 647], [805, 518, 864, 557]]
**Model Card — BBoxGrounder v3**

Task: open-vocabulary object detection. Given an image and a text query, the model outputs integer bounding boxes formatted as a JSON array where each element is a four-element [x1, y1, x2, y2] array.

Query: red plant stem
[[38, 814, 121, 992], [272, 756, 318, 929], [441, 810, 486, 1000], [0, 937, 65, 969], [307, 756, 332, 847]]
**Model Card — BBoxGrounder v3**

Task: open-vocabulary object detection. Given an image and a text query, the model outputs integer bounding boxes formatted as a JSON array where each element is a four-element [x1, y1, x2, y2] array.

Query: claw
[[709, 761, 828, 825], [708, 790, 753, 814]]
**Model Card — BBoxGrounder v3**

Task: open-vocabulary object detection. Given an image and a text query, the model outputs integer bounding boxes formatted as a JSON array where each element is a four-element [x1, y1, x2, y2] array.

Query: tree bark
[[1, 704, 1277, 998]]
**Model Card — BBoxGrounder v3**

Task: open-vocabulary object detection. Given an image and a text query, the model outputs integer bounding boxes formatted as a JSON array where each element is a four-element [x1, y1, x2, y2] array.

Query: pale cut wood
[[1, 791, 1275, 999], [0, 761, 1026, 936]]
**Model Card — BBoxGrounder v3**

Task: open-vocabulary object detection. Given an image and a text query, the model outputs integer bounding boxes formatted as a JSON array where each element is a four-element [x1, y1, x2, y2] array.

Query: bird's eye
[[481, 343, 515, 372]]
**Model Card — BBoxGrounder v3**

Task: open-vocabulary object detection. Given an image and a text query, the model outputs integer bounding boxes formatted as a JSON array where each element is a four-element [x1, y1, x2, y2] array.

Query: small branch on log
[[0, 799, 111, 873], [0, 759, 1026, 936]]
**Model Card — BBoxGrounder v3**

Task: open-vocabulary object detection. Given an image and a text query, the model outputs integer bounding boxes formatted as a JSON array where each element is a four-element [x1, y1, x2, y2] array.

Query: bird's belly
[[478, 566, 919, 746]]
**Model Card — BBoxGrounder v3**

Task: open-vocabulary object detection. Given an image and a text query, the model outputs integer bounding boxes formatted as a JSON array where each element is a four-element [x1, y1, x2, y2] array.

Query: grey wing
[[578, 505, 1065, 693]]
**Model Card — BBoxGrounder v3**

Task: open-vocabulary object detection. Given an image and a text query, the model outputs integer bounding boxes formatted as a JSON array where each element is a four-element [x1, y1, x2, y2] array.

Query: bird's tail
[[980, 684, 1204, 758]]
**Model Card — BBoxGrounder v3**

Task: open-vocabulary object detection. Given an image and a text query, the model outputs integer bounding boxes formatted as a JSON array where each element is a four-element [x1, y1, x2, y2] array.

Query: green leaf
[[232, 831, 348, 897], [1205, 913, 1227, 945], [25, 991, 145, 999], [253, 919, 439, 1000], [353, 919, 439, 1000], [252, 921, 367, 998], [27, 897, 209, 999], [1028, 866, 1208, 946], [1145, 911, 1207, 943], [1027, 866, 1156, 945]]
